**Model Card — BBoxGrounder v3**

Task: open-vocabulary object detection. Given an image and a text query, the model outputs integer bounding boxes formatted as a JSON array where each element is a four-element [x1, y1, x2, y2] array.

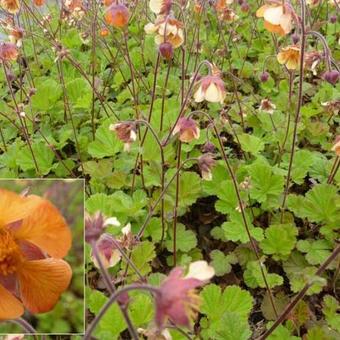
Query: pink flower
[[109, 122, 137, 151], [194, 75, 226, 104], [172, 117, 200, 143], [155, 261, 214, 328]]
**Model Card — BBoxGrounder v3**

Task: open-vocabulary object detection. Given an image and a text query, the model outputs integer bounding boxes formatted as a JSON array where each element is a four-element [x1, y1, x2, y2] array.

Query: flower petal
[[17, 259, 72, 314], [0, 189, 41, 226], [186, 261, 215, 281], [263, 6, 284, 25], [205, 83, 221, 103], [14, 199, 72, 258], [256, 5, 269, 17], [0, 284, 24, 320]]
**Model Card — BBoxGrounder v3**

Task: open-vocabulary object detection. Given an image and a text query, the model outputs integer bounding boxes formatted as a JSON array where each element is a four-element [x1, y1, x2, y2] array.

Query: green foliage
[[209, 250, 237, 276]]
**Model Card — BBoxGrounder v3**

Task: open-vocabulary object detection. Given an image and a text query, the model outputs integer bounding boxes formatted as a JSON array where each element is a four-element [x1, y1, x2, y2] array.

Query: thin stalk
[[281, 0, 307, 221], [91, 242, 139, 340], [327, 156, 340, 184], [85, 284, 160, 340], [258, 243, 340, 339], [173, 141, 182, 266]]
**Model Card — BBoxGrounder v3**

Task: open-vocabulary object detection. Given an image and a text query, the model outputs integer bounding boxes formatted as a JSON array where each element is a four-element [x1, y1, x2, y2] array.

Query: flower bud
[[260, 71, 269, 82], [198, 153, 216, 181], [330, 15, 337, 24], [241, 2, 249, 12], [291, 33, 300, 44], [201, 141, 216, 153], [172, 117, 200, 143], [323, 70, 339, 85], [159, 42, 174, 60]]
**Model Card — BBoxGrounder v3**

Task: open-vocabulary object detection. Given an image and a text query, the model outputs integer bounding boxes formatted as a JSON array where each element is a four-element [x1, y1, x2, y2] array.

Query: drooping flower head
[[144, 16, 184, 49], [172, 117, 200, 143], [155, 261, 214, 328], [0, 189, 72, 320], [0, 42, 19, 62], [0, 0, 20, 14], [149, 0, 172, 15], [259, 98, 276, 114], [194, 74, 226, 104], [109, 121, 137, 152], [277, 45, 300, 70], [198, 154, 216, 181], [256, 0, 296, 36], [104, 3, 129, 28], [323, 70, 340, 85]]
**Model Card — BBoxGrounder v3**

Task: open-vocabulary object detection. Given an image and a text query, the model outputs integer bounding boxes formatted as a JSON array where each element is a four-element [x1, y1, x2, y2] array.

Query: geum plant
[[0, 0, 339, 339]]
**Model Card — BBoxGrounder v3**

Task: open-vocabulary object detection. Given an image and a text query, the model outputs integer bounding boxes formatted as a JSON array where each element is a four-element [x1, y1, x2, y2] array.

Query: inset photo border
[[0, 179, 85, 336]]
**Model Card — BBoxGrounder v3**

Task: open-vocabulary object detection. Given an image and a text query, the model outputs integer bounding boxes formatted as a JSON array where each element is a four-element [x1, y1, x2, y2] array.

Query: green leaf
[[66, 78, 92, 109], [238, 133, 265, 155], [287, 184, 339, 224], [222, 211, 264, 243], [88, 120, 123, 158], [267, 324, 300, 340], [128, 241, 156, 278], [31, 78, 62, 111], [248, 160, 284, 208], [323, 295, 340, 332], [166, 223, 197, 253], [87, 289, 125, 339], [244, 260, 283, 288], [17, 142, 55, 175], [260, 224, 298, 257], [128, 292, 154, 326], [216, 312, 252, 340], [296, 239, 332, 265], [210, 250, 237, 276]]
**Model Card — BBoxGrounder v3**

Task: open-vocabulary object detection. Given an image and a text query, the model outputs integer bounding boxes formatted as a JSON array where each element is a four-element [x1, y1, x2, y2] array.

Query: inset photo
[[0, 179, 84, 335]]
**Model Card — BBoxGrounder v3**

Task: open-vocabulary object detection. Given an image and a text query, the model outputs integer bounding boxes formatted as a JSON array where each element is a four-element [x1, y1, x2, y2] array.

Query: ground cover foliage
[[0, 0, 339, 339]]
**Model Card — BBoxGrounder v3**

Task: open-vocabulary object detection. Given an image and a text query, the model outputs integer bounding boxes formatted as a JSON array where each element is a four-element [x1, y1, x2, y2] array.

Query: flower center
[[0, 228, 21, 276]]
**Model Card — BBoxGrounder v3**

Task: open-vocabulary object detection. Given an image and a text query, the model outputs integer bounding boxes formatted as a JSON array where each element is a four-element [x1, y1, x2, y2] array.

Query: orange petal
[[0, 189, 42, 226], [14, 199, 72, 258], [17, 259, 72, 314], [0, 284, 24, 320], [264, 20, 286, 36]]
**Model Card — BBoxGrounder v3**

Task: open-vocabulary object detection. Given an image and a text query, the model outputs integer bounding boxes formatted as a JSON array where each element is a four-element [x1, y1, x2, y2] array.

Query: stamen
[[0, 228, 21, 276]]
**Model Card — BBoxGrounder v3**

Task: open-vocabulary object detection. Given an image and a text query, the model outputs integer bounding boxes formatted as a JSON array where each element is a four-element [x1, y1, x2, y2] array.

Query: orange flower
[[277, 45, 300, 70], [256, 1, 295, 36], [0, 0, 20, 14], [0, 42, 19, 62], [33, 0, 45, 6], [104, 4, 129, 28], [0, 189, 72, 320]]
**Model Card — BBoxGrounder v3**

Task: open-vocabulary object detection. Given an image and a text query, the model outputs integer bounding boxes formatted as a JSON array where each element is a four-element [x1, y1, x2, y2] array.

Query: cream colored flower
[[149, 0, 172, 15], [259, 99, 276, 114], [185, 261, 215, 281], [277, 45, 300, 70], [145, 16, 184, 48], [194, 75, 226, 104], [256, 1, 295, 36]]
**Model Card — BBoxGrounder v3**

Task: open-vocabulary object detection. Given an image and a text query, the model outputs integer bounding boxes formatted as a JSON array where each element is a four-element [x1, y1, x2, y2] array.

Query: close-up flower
[[256, 1, 295, 36], [0, 42, 19, 62], [149, 0, 172, 15], [0, 189, 72, 320], [259, 98, 276, 114], [155, 261, 214, 328], [109, 121, 137, 151], [172, 117, 200, 143], [194, 75, 226, 104], [198, 153, 216, 180], [144, 16, 184, 48], [104, 3, 129, 28], [0, 0, 20, 14], [277, 45, 300, 70]]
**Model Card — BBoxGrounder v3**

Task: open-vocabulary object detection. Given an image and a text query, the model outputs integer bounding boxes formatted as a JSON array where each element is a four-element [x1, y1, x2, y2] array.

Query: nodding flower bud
[[159, 42, 174, 60], [260, 71, 269, 82], [238, 0, 244, 4], [109, 121, 137, 152], [241, 2, 249, 12], [172, 117, 200, 143], [198, 153, 216, 181], [202, 141, 216, 153], [323, 70, 340, 85], [291, 33, 300, 45], [330, 15, 337, 24]]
